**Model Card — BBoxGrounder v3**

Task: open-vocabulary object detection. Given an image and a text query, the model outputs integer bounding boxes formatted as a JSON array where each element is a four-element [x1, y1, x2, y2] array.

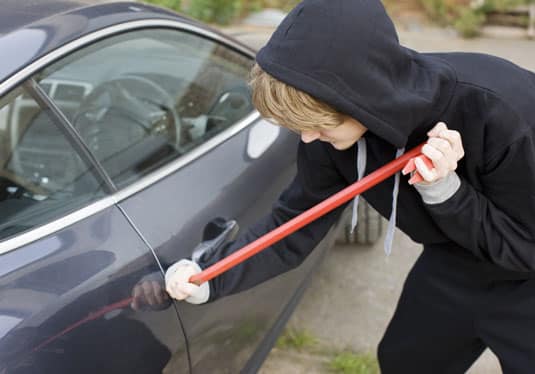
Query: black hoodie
[[199, 0, 535, 301]]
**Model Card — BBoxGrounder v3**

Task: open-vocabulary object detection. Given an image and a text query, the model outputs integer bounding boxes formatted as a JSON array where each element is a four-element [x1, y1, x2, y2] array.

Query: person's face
[[300, 116, 368, 150]]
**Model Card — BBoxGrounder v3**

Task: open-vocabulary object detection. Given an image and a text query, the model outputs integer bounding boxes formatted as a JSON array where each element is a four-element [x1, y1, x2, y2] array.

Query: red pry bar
[[189, 143, 431, 286]]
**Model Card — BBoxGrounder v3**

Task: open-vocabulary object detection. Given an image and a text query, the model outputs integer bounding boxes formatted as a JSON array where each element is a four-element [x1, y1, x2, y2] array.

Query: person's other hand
[[131, 279, 169, 311], [165, 259, 210, 304], [414, 122, 464, 184]]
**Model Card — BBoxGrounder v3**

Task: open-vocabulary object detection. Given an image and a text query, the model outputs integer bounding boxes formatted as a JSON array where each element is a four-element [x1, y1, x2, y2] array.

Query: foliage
[[419, 0, 457, 24], [142, 0, 300, 24], [143, 0, 182, 12], [143, 0, 532, 32], [454, 7, 486, 36], [477, 0, 532, 12], [255, 0, 300, 11], [242, 0, 264, 13], [329, 352, 380, 374], [275, 328, 317, 351], [186, 0, 243, 24], [418, 0, 532, 37]]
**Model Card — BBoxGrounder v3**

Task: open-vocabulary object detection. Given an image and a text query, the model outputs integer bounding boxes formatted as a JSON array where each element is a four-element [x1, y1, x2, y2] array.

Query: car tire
[[337, 199, 382, 246]]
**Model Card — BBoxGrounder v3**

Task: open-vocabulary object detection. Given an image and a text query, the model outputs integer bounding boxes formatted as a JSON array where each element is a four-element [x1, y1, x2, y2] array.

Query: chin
[[331, 142, 352, 151]]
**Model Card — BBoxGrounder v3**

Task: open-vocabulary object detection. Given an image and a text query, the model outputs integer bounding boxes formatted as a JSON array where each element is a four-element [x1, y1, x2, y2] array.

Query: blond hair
[[248, 63, 344, 133]]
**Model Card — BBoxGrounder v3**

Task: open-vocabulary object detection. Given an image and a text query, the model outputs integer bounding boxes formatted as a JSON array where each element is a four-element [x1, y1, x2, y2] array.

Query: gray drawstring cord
[[350, 138, 367, 233], [384, 147, 405, 255], [350, 140, 404, 255]]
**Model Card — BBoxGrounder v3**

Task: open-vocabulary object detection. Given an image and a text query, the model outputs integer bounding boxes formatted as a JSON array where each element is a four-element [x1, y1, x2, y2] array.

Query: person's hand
[[131, 279, 169, 311], [165, 259, 210, 304], [413, 122, 464, 185]]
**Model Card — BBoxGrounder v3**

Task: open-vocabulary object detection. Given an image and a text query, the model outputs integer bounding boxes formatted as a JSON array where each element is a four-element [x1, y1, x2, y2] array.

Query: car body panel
[[0, 206, 188, 373], [0, 0, 94, 36]]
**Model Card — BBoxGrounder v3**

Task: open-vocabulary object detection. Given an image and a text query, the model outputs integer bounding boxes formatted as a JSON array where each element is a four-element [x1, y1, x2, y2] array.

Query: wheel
[[336, 199, 382, 246]]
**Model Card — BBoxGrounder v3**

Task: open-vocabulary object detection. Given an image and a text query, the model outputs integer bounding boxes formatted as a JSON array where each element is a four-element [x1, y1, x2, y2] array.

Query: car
[[0, 1, 358, 373]]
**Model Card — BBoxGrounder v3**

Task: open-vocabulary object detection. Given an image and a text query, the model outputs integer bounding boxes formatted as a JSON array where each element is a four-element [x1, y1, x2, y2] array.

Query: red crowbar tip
[[402, 155, 435, 184], [189, 143, 433, 286]]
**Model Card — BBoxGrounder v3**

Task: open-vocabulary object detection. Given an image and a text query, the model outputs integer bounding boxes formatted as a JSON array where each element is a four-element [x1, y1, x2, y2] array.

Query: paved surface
[[261, 228, 501, 374], [225, 18, 535, 374]]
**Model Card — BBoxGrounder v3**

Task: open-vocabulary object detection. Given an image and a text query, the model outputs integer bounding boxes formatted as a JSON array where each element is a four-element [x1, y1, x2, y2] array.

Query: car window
[[34, 29, 255, 189], [0, 86, 107, 241]]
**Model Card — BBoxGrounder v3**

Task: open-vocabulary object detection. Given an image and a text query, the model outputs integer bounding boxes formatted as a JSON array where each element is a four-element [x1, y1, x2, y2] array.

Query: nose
[[300, 130, 320, 143]]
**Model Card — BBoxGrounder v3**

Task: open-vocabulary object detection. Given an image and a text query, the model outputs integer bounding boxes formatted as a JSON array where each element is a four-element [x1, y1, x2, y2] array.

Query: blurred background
[[142, 0, 535, 38], [139, 0, 533, 373]]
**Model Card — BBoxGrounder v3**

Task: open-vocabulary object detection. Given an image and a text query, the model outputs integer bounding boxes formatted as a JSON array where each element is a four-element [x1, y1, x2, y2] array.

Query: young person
[[165, 0, 535, 371]]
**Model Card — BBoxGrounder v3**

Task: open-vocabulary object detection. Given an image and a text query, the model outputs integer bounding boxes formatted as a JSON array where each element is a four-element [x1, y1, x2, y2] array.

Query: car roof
[[1, 0, 96, 36], [0, 0, 185, 35]]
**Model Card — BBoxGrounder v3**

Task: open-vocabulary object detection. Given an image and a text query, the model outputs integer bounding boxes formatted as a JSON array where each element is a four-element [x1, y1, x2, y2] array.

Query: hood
[[256, 0, 457, 148]]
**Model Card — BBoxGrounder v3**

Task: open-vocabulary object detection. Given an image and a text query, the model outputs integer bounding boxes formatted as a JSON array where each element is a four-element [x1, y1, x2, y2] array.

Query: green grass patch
[[275, 328, 317, 351], [328, 352, 379, 374]]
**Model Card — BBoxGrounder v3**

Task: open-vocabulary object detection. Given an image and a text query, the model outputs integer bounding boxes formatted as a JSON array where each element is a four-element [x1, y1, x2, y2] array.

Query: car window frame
[[0, 79, 115, 252], [0, 19, 261, 256]]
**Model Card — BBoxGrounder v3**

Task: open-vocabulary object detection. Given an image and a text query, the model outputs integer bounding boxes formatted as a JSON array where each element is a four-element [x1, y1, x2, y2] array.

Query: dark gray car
[[0, 1, 343, 372]]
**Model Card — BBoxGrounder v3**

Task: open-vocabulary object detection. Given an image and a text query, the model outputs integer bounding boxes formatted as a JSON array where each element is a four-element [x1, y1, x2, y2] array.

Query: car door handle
[[192, 218, 239, 263]]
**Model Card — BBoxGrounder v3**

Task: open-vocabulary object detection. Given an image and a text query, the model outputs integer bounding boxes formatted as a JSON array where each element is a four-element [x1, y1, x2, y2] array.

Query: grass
[[329, 352, 380, 374], [273, 328, 380, 373], [275, 328, 317, 351]]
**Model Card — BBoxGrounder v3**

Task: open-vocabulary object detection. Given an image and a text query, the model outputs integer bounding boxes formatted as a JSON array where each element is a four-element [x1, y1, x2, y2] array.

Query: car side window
[[0, 86, 107, 241], [34, 29, 254, 189]]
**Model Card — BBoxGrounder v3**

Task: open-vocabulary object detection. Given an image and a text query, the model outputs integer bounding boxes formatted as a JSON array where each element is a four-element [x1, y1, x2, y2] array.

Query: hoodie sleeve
[[197, 140, 348, 301], [423, 131, 535, 272]]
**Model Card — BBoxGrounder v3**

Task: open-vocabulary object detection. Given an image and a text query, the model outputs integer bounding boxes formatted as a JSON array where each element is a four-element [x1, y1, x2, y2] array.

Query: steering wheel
[[202, 86, 252, 136], [73, 75, 183, 149]]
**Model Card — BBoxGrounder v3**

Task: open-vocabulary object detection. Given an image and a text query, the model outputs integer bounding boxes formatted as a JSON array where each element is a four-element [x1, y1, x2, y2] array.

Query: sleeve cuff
[[413, 172, 461, 205]]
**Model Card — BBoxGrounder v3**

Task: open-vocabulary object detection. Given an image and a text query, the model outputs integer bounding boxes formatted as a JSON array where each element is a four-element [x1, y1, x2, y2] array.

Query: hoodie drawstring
[[350, 140, 404, 255], [384, 147, 405, 255], [350, 138, 367, 233]]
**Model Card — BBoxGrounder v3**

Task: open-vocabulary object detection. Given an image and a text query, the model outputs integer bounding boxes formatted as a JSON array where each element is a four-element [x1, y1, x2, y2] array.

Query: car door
[[0, 79, 189, 371], [30, 22, 339, 373]]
